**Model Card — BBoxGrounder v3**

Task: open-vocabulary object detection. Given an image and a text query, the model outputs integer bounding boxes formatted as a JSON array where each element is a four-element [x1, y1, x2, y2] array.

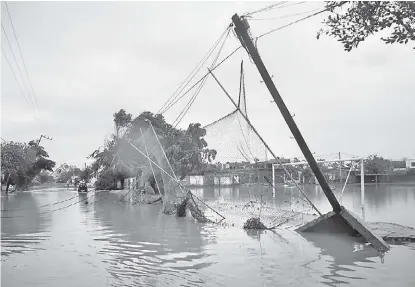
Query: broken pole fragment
[[231, 13, 389, 252]]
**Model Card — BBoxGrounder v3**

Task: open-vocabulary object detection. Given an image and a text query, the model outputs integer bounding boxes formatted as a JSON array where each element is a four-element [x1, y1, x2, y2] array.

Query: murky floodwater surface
[[2, 184, 415, 287]]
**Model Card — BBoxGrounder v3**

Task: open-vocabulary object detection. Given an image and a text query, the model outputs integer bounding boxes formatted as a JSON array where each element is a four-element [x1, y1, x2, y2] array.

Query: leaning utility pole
[[231, 14, 389, 251], [37, 134, 53, 145], [231, 14, 341, 213]]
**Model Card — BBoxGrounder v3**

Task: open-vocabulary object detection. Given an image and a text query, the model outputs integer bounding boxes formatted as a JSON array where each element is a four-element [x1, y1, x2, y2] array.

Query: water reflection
[[301, 232, 380, 286], [91, 192, 215, 286], [1, 192, 51, 257], [1, 185, 415, 287], [195, 184, 415, 228]]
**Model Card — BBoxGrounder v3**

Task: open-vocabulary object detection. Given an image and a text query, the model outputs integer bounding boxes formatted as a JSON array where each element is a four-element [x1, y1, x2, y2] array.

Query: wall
[[189, 175, 204, 186], [123, 177, 137, 190], [213, 176, 233, 185]]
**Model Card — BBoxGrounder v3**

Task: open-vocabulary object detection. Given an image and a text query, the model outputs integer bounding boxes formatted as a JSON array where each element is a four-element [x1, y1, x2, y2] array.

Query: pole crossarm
[[275, 158, 365, 166]]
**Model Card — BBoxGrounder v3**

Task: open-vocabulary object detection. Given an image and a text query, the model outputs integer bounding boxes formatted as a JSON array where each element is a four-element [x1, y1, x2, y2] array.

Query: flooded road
[[2, 184, 415, 287]]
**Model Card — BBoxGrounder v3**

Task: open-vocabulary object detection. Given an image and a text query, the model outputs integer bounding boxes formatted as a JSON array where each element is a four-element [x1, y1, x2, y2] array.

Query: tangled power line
[[2, 3, 333, 220], [0, 181, 123, 219], [157, 2, 330, 125]]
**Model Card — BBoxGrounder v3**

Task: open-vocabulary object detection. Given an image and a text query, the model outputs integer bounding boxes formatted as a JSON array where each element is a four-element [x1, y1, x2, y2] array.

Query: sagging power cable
[[160, 45, 242, 118], [158, 26, 231, 115], [172, 27, 232, 127]]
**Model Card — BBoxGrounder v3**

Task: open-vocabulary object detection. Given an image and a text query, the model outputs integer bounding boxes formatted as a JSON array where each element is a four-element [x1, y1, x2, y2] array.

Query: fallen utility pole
[[231, 14, 389, 251]]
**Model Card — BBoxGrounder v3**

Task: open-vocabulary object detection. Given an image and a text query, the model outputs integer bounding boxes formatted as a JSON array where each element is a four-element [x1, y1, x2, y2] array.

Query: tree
[[113, 109, 132, 139], [1, 140, 55, 192], [318, 1, 415, 51], [37, 171, 54, 184], [364, 154, 393, 174], [56, 164, 82, 183], [128, 113, 217, 180], [1, 141, 32, 192], [90, 110, 217, 190], [80, 166, 93, 183]]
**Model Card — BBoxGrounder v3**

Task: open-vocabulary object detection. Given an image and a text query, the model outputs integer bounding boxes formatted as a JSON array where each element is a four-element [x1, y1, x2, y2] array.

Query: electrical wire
[[0, 179, 122, 218], [4, 1, 41, 111], [1, 193, 95, 219], [160, 45, 242, 116], [249, 7, 323, 21], [244, 2, 287, 17], [257, 7, 329, 39], [1, 193, 80, 212], [1, 45, 31, 107], [172, 28, 232, 127], [158, 27, 228, 115], [162, 26, 230, 116], [244, 1, 309, 17], [158, 26, 231, 115], [159, 26, 230, 115]]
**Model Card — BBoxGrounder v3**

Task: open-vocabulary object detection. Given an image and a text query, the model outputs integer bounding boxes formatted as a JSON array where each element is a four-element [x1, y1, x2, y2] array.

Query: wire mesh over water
[[202, 83, 268, 164], [126, 125, 187, 212], [123, 121, 319, 230], [181, 186, 319, 230]]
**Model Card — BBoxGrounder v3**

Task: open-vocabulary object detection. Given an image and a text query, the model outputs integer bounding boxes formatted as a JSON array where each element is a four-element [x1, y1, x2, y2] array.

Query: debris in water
[[176, 198, 189, 217], [243, 217, 268, 230]]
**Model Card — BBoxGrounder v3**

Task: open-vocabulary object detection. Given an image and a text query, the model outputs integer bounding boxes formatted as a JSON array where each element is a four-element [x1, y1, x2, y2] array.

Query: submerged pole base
[[296, 206, 390, 252]]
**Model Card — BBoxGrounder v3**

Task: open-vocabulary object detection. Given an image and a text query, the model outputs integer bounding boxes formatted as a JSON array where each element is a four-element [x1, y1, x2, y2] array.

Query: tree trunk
[[5, 174, 10, 194], [149, 176, 159, 194]]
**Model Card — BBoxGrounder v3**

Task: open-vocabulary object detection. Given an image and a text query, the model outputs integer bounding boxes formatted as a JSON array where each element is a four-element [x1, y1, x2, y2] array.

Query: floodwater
[[1, 183, 415, 287]]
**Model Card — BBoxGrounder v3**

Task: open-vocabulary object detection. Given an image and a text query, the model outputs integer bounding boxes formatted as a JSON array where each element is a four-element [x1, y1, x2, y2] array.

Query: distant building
[[406, 159, 415, 170]]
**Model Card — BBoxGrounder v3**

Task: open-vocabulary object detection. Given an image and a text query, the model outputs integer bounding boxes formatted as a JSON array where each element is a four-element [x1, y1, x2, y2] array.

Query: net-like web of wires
[[113, 124, 214, 223], [203, 111, 267, 164], [130, 126, 185, 211], [203, 83, 267, 164]]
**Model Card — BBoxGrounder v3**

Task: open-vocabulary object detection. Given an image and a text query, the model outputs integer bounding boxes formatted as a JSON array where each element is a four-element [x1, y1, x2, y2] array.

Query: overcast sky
[[2, 1, 414, 168]]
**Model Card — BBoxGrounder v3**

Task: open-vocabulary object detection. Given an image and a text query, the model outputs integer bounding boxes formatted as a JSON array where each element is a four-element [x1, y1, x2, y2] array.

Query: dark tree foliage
[[56, 164, 82, 183], [318, 1, 415, 51], [113, 109, 132, 139], [364, 154, 393, 174], [1, 140, 56, 192]]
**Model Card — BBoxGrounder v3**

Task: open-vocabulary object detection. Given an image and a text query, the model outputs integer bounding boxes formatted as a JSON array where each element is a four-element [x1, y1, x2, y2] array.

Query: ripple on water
[[1, 233, 50, 258], [3, 188, 415, 287]]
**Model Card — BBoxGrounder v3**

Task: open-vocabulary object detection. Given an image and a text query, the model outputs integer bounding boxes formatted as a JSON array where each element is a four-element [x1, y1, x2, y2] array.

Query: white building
[[406, 159, 415, 170]]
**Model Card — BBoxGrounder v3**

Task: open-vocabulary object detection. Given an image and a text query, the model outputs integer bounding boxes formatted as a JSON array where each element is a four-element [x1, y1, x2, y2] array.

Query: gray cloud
[[2, 1, 414, 168]]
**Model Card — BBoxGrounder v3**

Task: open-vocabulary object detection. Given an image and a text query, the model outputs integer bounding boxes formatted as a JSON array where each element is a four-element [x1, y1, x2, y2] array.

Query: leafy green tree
[[318, 1, 415, 51]]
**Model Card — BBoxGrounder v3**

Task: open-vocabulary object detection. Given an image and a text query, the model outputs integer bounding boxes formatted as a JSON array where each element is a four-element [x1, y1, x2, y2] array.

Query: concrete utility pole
[[231, 14, 341, 213], [231, 14, 389, 251]]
